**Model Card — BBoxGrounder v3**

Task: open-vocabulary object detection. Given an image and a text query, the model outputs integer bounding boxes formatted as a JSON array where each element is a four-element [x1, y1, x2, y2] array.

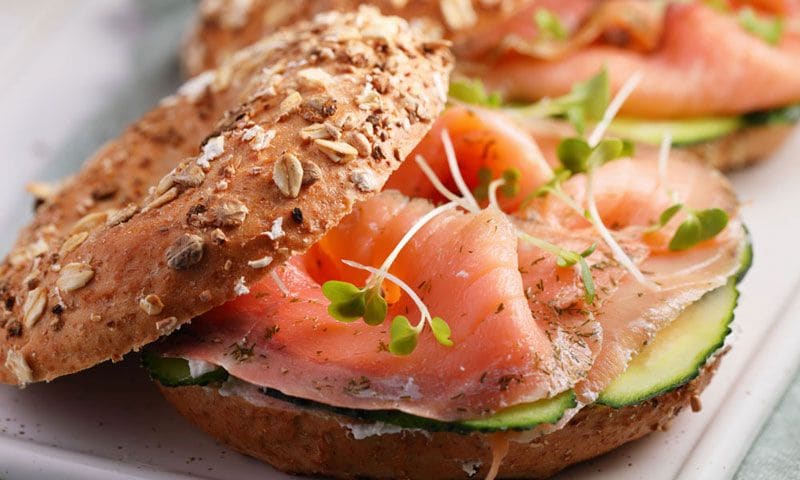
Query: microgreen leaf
[[566, 105, 586, 135], [576, 68, 610, 122], [557, 138, 592, 174], [565, 67, 610, 133], [449, 78, 503, 107], [534, 8, 568, 41], [588, 138, 626, 169], [556, 250, 580, 268], [430, 317, 453, 347], [695, 208, 729, 241], [506, 67, 609, 134], [389, 316, 419, 355], [578, 256, 596, 304], [363, 288, 388, 326], [322, 280, 361, 302], [322, 281, 366, 322], [557, 137, 631, 175], [620, 139, 635, 158], [738, 7, 784, 45], [659, 203, 684, 227], [472, 167, 493, 200], [580, 242, 598, 258], [668, 213, 702, 251], [500, 168, 522, 198], [668, 208, 728, 251]]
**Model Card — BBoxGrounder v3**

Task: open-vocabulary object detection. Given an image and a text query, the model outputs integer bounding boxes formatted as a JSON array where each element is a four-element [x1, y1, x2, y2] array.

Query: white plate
[[0, 1, 797, 479]]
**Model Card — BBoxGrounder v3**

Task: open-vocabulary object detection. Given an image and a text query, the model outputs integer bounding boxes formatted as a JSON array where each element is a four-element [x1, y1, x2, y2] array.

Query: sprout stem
[[585, 170, 657, 289], [487, 179, 505, 212], [441, 129, 480, 212], [414, 155, 476, 212], [374, 201, 459, 283], [657, 132, 672, 189]]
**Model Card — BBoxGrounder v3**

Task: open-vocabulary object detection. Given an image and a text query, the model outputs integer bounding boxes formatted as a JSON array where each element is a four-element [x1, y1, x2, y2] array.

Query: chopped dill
[[227, 341, 256, 362]]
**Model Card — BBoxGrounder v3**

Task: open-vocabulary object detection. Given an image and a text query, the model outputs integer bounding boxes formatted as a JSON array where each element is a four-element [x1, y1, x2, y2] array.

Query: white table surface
[[0, 1, 798, 479]]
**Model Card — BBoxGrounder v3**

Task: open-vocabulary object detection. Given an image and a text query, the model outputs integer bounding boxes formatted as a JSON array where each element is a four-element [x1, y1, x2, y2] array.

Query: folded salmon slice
[[386, 106, 553, 211], [162, 191, 580, 421], [527, 156, 744, 399], [389, 108, 745, 402], [161, 106, 745, 422], [467, 1, 800, 117]]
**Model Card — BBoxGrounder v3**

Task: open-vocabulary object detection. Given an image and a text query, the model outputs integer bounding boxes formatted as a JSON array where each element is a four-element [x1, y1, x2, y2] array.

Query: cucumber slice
[[597, 281, 737, 408], [736, 231, 753, 284], [743, 103, 800, 126], [144, 351, 576, 433], [458, 390, 576, 431], [608, 117, 744, 147], [262, 387, 576, 433], [142, 351, 228, 387], [607, 103, 800, 147]]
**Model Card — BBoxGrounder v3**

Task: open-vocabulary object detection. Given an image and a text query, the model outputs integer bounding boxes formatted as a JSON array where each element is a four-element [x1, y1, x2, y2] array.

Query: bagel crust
[[683, 123, 794, 171], [0, 8, 452, 385], [182, 0, 527, 76], [158, 357, 721, 480]]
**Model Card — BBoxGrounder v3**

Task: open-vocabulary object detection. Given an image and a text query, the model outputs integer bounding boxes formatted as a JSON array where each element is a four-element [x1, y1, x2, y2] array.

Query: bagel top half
[[0, 7, 453, 386], [183, 0, 527, 76]]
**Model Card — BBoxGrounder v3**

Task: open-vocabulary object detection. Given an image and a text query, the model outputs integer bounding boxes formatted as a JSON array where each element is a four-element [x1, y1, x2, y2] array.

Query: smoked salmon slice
[[385, 105, 553, 211], [465, 1, 800, 118], [162, 191, 578, 421], [159, 105, 745, 423], [387, 107, 745, 400], [521, 156, 744, 399]]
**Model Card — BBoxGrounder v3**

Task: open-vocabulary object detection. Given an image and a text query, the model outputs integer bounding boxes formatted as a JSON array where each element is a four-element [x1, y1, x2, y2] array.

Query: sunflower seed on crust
[[278, 90, 302, 119], [71, 211, 109, 234], [314, 139, 358, 163], [301, 161, 322, 186], [172, 164, 207, 188], [22, 287, 46, 329], [4, 350, 32, 386], [300, 123, 331, 141], [273, 153, 304, 198], [106, 203, 138, 227], [142, 187, 179, 213], [56, 263, 95, 292], [59, 232, 90, 258]]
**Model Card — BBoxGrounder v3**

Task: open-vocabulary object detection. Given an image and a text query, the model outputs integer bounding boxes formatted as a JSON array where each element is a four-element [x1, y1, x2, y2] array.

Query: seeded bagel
[[182, 0, 527, 77], [0, 7, 452, 385], [158, 356, 721, 480]]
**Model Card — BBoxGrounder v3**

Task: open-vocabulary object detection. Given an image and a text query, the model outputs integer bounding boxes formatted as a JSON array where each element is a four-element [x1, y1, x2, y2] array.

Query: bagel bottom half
[[156, 357, 721, 479], [683, 123, 794, 171]]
